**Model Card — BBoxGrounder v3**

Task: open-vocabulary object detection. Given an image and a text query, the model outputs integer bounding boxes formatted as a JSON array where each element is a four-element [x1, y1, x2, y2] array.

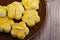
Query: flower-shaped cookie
[[0, 6, 7, 17], [11, 22, 29, 39], [22, 10, 40, 27], [0, 17, 14, 33], [22, 0, 39, 9], [7, 1, 24, 20]]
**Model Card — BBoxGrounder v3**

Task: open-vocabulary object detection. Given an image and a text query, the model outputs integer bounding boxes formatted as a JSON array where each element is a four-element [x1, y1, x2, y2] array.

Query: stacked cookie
[[0, 0, 40, 39]]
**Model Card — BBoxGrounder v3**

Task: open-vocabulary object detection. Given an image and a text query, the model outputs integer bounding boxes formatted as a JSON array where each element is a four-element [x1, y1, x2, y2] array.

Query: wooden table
[[31, 0, 60, 40]]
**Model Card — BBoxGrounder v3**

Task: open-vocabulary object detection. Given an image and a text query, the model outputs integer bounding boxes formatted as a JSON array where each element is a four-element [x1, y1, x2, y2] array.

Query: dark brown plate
[[0, 0, 46, 40]]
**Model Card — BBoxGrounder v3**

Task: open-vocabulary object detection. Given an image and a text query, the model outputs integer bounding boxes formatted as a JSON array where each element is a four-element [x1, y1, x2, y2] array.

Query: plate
[[0, 0, 46, 40]]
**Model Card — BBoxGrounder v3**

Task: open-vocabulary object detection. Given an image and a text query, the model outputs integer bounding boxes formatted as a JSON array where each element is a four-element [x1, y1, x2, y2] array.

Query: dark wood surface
[[0, 0, 46, 40]]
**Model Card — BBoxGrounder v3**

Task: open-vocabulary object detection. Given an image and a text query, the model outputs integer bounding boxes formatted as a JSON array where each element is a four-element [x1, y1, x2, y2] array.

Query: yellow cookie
[[22, 10, 40, 27], [0, 6, 7, 17], [22, 0, 39, 9]]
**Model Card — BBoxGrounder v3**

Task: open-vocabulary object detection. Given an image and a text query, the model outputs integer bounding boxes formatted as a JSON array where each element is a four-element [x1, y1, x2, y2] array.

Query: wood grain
[[32, 0, 60, 40]]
